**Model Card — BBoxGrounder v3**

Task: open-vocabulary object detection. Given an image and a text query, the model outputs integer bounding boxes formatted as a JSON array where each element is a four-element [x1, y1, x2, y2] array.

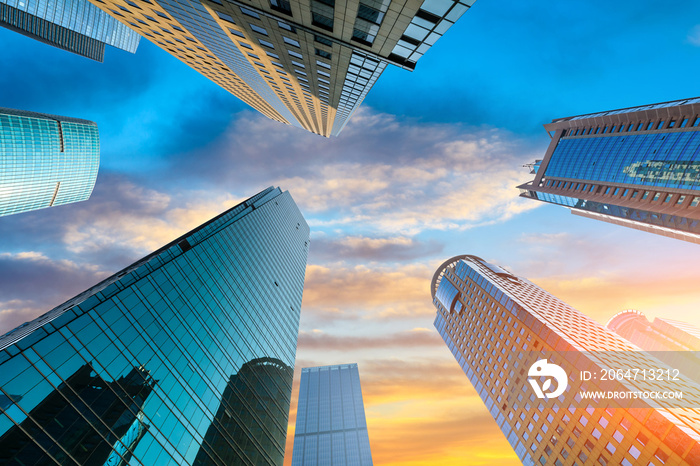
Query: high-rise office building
[[517, 97, 700, 244], [607, 310, 700, 352], [86, 0, 476, 136], [607, 310, 700, 386], [0, 186, 309, 465], [291, 363, 373, 465], [0, 107, 100, 217], [0, 0, 140, 61], [432, 255, 700, 466]]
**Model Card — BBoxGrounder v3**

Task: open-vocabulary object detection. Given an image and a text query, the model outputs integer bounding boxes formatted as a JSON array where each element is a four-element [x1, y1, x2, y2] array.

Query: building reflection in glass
[[194, 357, 293, 466], [0, 363, 155, 465]]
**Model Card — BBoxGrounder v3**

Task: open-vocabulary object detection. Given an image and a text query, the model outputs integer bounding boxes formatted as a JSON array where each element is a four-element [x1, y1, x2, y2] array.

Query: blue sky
[[2, 1, 700, 463]]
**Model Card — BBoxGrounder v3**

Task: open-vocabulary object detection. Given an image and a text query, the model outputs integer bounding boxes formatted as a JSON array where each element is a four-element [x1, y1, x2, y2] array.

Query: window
[[240, 6, 260, 18], [216, 11, 236, 24], [289, 50, 303, 59], [664, 194, 673, 203], [634, 432, 648, 446], [238, 42, 253, 50], [612, 188, 619, 196], [250, 24, 268, 35], [316, 60, 331, 69], [694, 116, 700, 127], [613, 430, 624, 442], [270, 0, 292, 15], [652, 193, 661, 201], [283, 36, 300, 47], [629, 445, 641, 459], [315, 34, 333, 46], [654, 448, 669, 463], [156, 10, 169, 19], [680, 118, 689, 127], [315, 48, 332, 59], [259, 39, 275, 48], [631, 190, 639, 198], [605, 442, 616, 454], [278, 20, 295, 32], [657, 120, 665, 129], [646, 121, 654, 130], [642, 191, 650, 200], [691, 196, 700, 207], [668, 119, 676, 128], [622, 188, 628, 196]]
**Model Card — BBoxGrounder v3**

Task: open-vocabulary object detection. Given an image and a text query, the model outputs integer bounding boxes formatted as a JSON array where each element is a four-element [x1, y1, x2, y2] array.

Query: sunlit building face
[[85, 0, 476, 136], [432, 255, 700, 466]]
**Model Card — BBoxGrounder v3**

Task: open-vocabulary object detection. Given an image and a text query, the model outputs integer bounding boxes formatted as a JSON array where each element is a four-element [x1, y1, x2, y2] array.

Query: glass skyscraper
[[432, 255, 700, 466], [0, 107, 100, 217], [0, 186, 310, 465], [291, 363, 373, 465], [85, 0, 475, 136], [0, 0, 140, 61], [518, 97, 700, 244]]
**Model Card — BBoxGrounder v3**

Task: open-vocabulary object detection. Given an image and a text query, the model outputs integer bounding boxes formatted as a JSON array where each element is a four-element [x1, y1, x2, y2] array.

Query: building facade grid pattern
[[0, 108, 99, 217], [86, 0, 477, 136], [432, 255, 700, 466], [0, 186, 309, 465], [292, 363, 373, 465]]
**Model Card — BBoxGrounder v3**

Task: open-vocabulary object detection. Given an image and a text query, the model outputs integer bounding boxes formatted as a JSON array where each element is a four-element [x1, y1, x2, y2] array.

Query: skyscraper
[[85, 0, 476, 136], [607, 310, 700, 386], [0, 186, 309, 465], [291, 363, 373, 465], [607, 310, 700, 353], [0, 107, 100, 217], [0, 0, 140, 61], [432, 255, 700, 466], [517, 97, 700, 244]]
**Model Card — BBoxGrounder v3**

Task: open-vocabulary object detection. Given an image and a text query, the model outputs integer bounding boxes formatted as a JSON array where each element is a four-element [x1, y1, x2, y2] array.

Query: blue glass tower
[[291, 363, 373, 465], [0, 0, 140, 61], [0, 107, 100, 217], [518, 97, 700, 243], [0, 186, 309, 465]]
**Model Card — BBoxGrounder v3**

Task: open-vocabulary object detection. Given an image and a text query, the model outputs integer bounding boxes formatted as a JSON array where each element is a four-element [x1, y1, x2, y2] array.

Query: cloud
[[0, 252, 108, 334], [163, 108, 540, 236], [297, 328, 443, 351], [301, 263, 434, 321], [688, 25, 700, 46], [310, 235, 443, 262]]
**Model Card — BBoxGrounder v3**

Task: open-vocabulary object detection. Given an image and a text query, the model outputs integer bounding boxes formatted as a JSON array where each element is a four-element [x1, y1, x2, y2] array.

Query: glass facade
[[0, 186, 310, 465], [545, 132, 700, 191], [291, 363, 373, 465], [432, 255, 700, 466], [0, 0, 139, 61], [518, 97, 700, 243], [0, 107, 100, 217], [529, 191, 700, 236]]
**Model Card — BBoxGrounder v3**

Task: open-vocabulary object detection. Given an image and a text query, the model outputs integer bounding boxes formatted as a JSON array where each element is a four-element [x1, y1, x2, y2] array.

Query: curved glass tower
[[0, 186, 309, 465], [0, 107, 100, 217]]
